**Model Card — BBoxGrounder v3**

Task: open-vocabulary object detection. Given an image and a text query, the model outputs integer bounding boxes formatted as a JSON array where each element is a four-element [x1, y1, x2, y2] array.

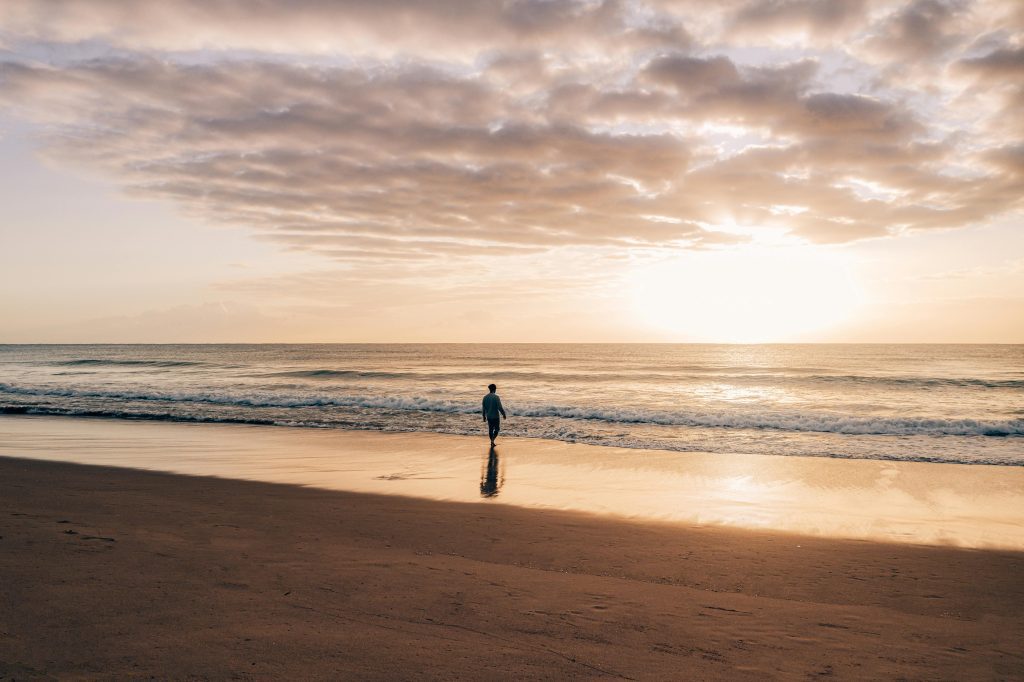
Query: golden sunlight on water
[[3, 415, 1023, 550]]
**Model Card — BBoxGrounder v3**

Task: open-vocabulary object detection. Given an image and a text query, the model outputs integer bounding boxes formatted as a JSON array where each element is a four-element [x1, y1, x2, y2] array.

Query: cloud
[[727, 0, 870, 41], [644, 54, 742, 92], [984, 143, 1024, 175], [0, 0, 1021, 266], [0, 57, 711, 259], [957, 45, 1024, 78], [863, 0, 968, 61], [954, 42, 1024, 136], [0, 0, 692, 56]]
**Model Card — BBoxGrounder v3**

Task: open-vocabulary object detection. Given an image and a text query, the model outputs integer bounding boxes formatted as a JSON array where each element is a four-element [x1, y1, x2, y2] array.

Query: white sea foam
[[2, 382, 1021, 437], [3, 344, 1022, 465]]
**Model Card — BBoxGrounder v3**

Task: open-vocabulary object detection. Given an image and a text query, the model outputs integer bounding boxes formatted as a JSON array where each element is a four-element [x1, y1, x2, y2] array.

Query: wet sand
[[4, 415, 1024, 549], [2, 423, 1024, 678]]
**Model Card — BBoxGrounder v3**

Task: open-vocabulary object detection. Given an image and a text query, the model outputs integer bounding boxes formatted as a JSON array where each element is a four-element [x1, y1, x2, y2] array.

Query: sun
[[628, 245, 864, 342]]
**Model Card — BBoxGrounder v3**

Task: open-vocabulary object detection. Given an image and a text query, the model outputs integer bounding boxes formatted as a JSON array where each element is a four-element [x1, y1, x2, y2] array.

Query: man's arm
[[482, 397, 488, 421], [498, 397, 506, 419]]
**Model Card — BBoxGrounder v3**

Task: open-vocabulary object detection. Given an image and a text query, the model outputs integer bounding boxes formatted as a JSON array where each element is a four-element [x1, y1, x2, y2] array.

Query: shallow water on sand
[[4, 415, 1023, 550]]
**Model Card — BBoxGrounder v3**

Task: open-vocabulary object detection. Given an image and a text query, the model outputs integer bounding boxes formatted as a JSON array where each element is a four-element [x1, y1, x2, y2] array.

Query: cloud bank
[[1, 0, 1022, 263]]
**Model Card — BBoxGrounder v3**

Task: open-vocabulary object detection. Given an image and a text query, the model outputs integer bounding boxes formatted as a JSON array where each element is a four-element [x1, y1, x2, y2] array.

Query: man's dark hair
[[488, 384, 497, 392]]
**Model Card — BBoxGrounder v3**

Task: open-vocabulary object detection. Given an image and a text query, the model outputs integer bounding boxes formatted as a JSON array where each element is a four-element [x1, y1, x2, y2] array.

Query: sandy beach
[[5, 0, 1024, 673], [2, 419, 1023, 679]]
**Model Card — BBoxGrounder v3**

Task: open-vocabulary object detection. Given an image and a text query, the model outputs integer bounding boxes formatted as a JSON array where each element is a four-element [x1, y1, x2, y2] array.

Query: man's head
[[488, 384, 497, 393]]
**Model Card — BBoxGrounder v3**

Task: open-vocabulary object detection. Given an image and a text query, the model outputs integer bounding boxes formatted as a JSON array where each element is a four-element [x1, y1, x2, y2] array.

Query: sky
[[1, 0, 1022, 343]]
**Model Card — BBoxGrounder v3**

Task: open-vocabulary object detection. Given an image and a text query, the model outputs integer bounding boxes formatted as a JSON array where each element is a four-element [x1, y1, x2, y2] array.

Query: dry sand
[[2, 455, 1023, 680]]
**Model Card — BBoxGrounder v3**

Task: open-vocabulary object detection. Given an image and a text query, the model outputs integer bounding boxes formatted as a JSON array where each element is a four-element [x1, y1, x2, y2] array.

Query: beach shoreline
[[2, 454, 1023, 679], [3, 414, 1024, 550]]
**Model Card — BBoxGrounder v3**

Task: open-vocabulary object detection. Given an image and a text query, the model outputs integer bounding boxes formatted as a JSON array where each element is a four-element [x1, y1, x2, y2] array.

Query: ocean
[[1, 344, 1022, 466]]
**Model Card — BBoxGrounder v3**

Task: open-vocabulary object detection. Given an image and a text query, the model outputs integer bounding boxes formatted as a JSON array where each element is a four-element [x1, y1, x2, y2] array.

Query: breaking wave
[[2, 382, 1021, 437], [56, 359, 204, 368]]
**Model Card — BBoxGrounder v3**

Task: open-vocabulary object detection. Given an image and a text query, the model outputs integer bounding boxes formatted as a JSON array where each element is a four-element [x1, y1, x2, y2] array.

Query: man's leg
[[488, 418, 500, 442]]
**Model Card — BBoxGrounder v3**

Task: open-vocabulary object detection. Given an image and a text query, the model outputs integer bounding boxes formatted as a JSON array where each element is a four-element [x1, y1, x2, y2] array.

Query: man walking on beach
[[482, 384, 507, 446]]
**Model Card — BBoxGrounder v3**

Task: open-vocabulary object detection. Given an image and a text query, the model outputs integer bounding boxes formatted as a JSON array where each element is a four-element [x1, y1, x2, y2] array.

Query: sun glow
[[629, 246, 863, 342]]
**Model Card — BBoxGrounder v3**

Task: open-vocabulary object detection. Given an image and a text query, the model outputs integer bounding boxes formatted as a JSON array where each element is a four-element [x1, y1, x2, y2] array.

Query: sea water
[[1, 344, 1021, 465]]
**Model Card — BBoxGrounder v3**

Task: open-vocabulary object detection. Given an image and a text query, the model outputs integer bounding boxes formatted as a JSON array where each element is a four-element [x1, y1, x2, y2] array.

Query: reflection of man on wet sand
[[482, 383, 507, 447], [480, 446, 501, 497]]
